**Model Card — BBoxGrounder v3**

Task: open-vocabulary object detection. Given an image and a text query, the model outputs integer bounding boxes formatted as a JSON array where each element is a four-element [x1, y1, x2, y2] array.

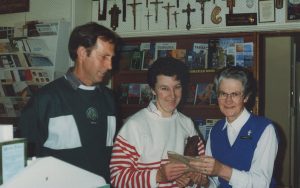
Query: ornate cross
[[227, 0, 235, 14], [182, 3, 195, 30], [172, 11, 179, 28], [109, 4, 121, 31], [127, 0, 142, 30], [150, 0, 163, 23], [196, 0, 210, 24], [145, 10, 153, 30], [162, 3, 175, 29]]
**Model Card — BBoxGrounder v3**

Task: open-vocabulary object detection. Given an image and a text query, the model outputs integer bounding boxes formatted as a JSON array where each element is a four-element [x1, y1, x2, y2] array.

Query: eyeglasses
[[218, 91, 243, 100]]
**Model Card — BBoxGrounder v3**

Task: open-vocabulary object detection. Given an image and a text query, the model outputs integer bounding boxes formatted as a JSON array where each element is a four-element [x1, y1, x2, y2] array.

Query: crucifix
[[176, 0, 179, 8], [109, 4, 121, 31], [172, 11, 179, 28], [122, 0, 126, 21], [98, 0, 108, 20], [196, 0, 209, 24], [227, 0, 235, 14], [182, 3, 195, 30], [127, 0, 142, 30], [145, 10, 153, 30], [150, 0, 163, 23], [146, 0, 149, 7], [162, 3, 175, 29]]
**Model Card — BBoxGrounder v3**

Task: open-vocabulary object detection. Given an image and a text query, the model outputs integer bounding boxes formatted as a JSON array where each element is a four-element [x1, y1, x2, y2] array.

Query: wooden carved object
[[109, 4, 121, 31], [211, 6, 222, 24], [150, 0, 164, 23], [162, 3, 175, 29], [182, 3, 195, 30]]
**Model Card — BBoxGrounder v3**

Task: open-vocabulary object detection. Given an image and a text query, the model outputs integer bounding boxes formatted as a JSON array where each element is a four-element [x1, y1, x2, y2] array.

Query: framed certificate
[[287, 0, 300, 21], [258, 0, 275, 23]]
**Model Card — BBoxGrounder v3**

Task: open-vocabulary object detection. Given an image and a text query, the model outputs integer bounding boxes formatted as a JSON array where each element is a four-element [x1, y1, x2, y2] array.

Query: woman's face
[[152, 75, 182, 117], [217, 78, 248, 123]]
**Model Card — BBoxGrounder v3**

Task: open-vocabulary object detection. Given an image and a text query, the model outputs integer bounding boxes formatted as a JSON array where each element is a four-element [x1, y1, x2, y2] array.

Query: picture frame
[[0, 0, 29, 14], [287, 0, 300, 21], [258, 0, 275, 23]]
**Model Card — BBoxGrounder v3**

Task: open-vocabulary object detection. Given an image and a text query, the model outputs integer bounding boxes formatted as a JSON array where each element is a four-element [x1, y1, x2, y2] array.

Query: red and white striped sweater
[[110, 103, 205, 188]]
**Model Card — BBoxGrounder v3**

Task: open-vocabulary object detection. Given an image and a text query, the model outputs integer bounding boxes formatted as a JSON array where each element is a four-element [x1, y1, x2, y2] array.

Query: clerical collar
[[64, 67, 100, 91]]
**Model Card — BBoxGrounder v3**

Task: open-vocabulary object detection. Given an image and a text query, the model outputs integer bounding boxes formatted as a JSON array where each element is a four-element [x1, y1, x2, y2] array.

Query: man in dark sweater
[[19, 22, 120, 182]]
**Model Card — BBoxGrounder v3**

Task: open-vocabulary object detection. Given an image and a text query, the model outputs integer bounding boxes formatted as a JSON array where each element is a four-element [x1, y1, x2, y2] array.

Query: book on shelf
[[24, 53, 53, 67], [140, 42, 155, 70], [154, 42, 176, 60], [167, 49, 187, 63], [119, 44, 140, 70], [192, 43, 208, 69], [119, 83, 129, 104], [186, 83, 197, 105], [139, 84, 153, 105], [219, 37, 244, 67], [127, 83, 141, 104], [30, 69, 52, 83], [195, 83, 215, 105], [235, 43, 244, 67], [130, 51, 144, 70], [243, 42, 254, 68]]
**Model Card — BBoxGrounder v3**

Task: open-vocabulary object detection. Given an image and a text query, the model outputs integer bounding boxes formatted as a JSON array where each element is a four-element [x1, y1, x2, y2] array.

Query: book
[[140, 42, 155, 70], [139, 84, 153, 105], [207, 39, 221, 69], [24, 53, 53, 67], [235, 43, 245, 67], [119, 44, 140, 70], [243, 42, 254, 68], [186, 83, 197, 105], [167, 49, 187, 63], [130, 51, 144, 70], [119, 83, 129, 104], [195, 83, 211, 105], [127, 83, 140, 104], [193, 43, 208, 69], [154, 42, 176, 60], [219, 37, 244, 67]]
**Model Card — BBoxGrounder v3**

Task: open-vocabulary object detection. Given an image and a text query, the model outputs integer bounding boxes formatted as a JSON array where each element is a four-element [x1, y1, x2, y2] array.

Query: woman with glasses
[[110, 57, 207, 188], [189, 66, 278, 188]]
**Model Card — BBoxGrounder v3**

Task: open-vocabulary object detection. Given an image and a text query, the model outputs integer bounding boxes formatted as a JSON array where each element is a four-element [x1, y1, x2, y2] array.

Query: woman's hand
[[189, 156, 232, 182], [175, 174, 191, 188], [156, 163, 188, 183]]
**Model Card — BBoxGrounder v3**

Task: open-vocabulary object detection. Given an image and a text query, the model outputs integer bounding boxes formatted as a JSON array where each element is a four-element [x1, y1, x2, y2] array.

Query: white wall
[[92, 0, 300, 37]]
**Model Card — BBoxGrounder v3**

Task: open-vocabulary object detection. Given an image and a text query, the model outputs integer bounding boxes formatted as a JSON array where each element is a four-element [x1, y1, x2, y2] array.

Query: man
[[19, 22, 120, 182]]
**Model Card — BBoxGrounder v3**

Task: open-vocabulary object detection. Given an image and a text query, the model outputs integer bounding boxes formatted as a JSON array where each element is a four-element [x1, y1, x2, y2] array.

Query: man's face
[[77, 38, 115, 86]]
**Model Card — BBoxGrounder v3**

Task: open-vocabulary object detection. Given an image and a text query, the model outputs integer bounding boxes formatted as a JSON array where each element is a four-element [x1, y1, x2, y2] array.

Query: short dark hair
[[147, 57, 189, 90], [68, 22, 120, 61], [214, 66, 256, 109]]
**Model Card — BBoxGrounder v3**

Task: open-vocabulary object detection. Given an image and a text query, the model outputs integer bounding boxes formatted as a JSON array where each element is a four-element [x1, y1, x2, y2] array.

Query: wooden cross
[[227, 0, 235, 14], [122, 0, 127, 21], [172, 11, 179, 28], [182, 3, 195, 30], [109, 4, 121, 31], [145, 10, 153, 30], [176, 0, 179, 8], [146, 0, 149, 7], [127, 0, 142, 30], [162, 3, 175, 29], [196, 0, 209, 24], [150, 0, 163, 23], [98, 0, 108, 20]]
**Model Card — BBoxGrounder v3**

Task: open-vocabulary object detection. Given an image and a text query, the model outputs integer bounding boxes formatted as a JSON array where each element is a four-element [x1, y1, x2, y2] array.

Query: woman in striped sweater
[[110, 57, 207, 188]]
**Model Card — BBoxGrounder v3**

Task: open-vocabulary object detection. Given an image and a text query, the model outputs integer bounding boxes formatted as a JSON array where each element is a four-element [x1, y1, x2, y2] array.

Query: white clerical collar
[[222, 108, 250, 131], [78, 84, 96, 90]]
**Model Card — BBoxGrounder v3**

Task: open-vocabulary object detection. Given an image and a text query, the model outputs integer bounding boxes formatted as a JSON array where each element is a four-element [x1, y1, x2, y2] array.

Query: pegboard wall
[[92, 0, 299, 37]]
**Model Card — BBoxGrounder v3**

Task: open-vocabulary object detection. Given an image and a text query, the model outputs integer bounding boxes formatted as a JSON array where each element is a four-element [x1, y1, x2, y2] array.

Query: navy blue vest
[[210, 115, 276, 188]]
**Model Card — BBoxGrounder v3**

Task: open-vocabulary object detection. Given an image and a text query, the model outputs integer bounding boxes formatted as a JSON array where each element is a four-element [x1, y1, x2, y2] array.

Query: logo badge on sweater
[[240, 129, 253, 139], [86, 107, 98, 123]]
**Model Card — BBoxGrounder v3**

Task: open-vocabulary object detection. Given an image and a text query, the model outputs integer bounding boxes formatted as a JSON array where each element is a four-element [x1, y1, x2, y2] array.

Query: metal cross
[[162, 3, 175, 29], [145, 10, 153, 30], [196, 0, 210, 24], [172, 11, 179, 28], [109, 4, 121, 31], [182, 3, 195, 30], [127, 0, 142, 30], [150, 0, 163, 23]]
